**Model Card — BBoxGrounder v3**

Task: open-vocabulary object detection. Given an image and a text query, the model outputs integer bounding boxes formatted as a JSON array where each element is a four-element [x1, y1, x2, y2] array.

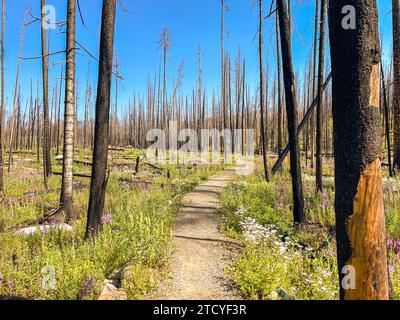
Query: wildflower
[[321, 191, 332, 207], [7, 280, 15, 291], [279, 247, 287, 254], [234, 207, 248, 217], [389, 262, 397, 273], [101, 213, 112, 225], [80, 275, 97, 297]]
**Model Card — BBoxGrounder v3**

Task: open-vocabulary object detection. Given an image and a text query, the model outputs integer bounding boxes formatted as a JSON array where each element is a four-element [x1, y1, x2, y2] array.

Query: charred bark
[[85, 0, 116, 240], [328, 0, 390, 300], [276, 0, 305, 224]]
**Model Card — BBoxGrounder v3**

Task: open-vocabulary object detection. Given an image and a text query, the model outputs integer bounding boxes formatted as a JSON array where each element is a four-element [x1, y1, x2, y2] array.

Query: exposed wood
[[328, 0, 390, 300]]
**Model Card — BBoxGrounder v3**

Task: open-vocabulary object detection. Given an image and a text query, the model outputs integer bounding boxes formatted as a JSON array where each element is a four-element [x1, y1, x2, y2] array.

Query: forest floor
[[0, 148, 226, 299], [2, 150, 400, 300], [146, 167, 241, 300]]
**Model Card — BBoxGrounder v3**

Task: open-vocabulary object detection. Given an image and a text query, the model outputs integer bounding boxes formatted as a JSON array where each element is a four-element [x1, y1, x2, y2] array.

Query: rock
[[55, 155, 63, 160], [14, 223, 72, 235], [98, 280, 127, 300]]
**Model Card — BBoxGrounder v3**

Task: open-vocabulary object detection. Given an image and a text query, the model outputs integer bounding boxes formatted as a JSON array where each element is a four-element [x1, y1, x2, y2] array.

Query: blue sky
[[3, 0, 394, 119]]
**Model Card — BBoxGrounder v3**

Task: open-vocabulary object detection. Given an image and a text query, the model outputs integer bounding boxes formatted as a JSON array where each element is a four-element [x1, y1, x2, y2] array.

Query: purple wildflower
[[80, 275, 96, 297], [322, 192, 332, 207], [101, 213, 112, 225], [387, 238, 400, 257]]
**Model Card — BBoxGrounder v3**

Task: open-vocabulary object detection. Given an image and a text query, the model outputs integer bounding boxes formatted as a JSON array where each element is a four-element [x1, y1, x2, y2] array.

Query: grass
[[220, 157, 400, 300], [0, 148, 224, 299]]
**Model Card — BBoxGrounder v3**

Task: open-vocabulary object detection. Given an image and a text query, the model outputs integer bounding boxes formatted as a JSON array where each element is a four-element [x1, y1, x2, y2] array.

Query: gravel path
[[146, 167, 241, 300]]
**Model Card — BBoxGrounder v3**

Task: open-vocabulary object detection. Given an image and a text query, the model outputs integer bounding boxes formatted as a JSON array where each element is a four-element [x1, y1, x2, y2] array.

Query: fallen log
[[52, 171, 91, 179], [73, 160, 93, 166], [14, 223, 72, 236]]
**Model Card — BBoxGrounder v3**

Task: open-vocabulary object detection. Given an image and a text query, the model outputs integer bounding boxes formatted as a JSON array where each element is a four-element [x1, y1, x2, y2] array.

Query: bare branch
[[75, 39, 124, 80]]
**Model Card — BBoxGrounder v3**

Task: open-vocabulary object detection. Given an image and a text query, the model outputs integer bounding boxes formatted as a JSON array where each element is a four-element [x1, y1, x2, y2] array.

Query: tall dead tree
[[328, 0, 390, 299], [0, 0, 4, 197], [56, 66, 63, 155], [276, 0, 305, 224], [85, 0, 117, 240], [84, 61, 91, 149], [276, 11, 282, 155], [8, 14, 26, 173], [159, 27, 170, 134], [311, 0, 319, 169], [36, 77, 40, 163], [60, 0, 76, 221], [381, 62, 393, 177], [41, 0, 52, 181], [393, 0, 400, 171], [315, 0, 326, 193], [258, 0, 269, 181], [221, 0, 226, 133]]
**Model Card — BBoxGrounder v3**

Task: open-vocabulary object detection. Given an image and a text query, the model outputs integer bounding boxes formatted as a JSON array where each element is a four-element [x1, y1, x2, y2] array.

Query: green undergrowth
[[0, 149, 224, 299], [221, 160, 400, 300]]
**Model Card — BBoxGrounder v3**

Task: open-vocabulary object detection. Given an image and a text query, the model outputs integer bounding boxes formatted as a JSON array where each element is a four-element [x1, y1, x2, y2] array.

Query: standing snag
[[60, 0, 76, 221], [393, 0, 400, 172], [258, 0, 269, 182], [276, 0, 305, 225], [316, 0, 326, 193], [328, 0, 390, 300], [0, 0, 5, 198], [41, 0, 52, 182], [85, 0, 117, 240]]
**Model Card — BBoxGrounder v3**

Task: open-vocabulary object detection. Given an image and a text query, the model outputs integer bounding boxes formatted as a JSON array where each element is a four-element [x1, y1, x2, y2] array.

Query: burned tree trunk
[[393, 0, 400, 171], [60, 0, 76, 221], [328, 0, 390, 300], [316, 0, 326, 193], [381, 62, 393, 177], [41, 0, 52, 180], [258, 0, 269, 181], [0, 0, 4, 197], [276, 0, 305, 225], [310, 0, 319, 169], [8, 15, 25, 173], [276, 11, 282, 155], [56, 66, 63, 155], [85, 0, 116, 240]]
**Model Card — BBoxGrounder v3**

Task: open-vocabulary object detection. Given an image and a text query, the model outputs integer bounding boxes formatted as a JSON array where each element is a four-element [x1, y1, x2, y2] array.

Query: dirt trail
[[146, 167, 241, 300]]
